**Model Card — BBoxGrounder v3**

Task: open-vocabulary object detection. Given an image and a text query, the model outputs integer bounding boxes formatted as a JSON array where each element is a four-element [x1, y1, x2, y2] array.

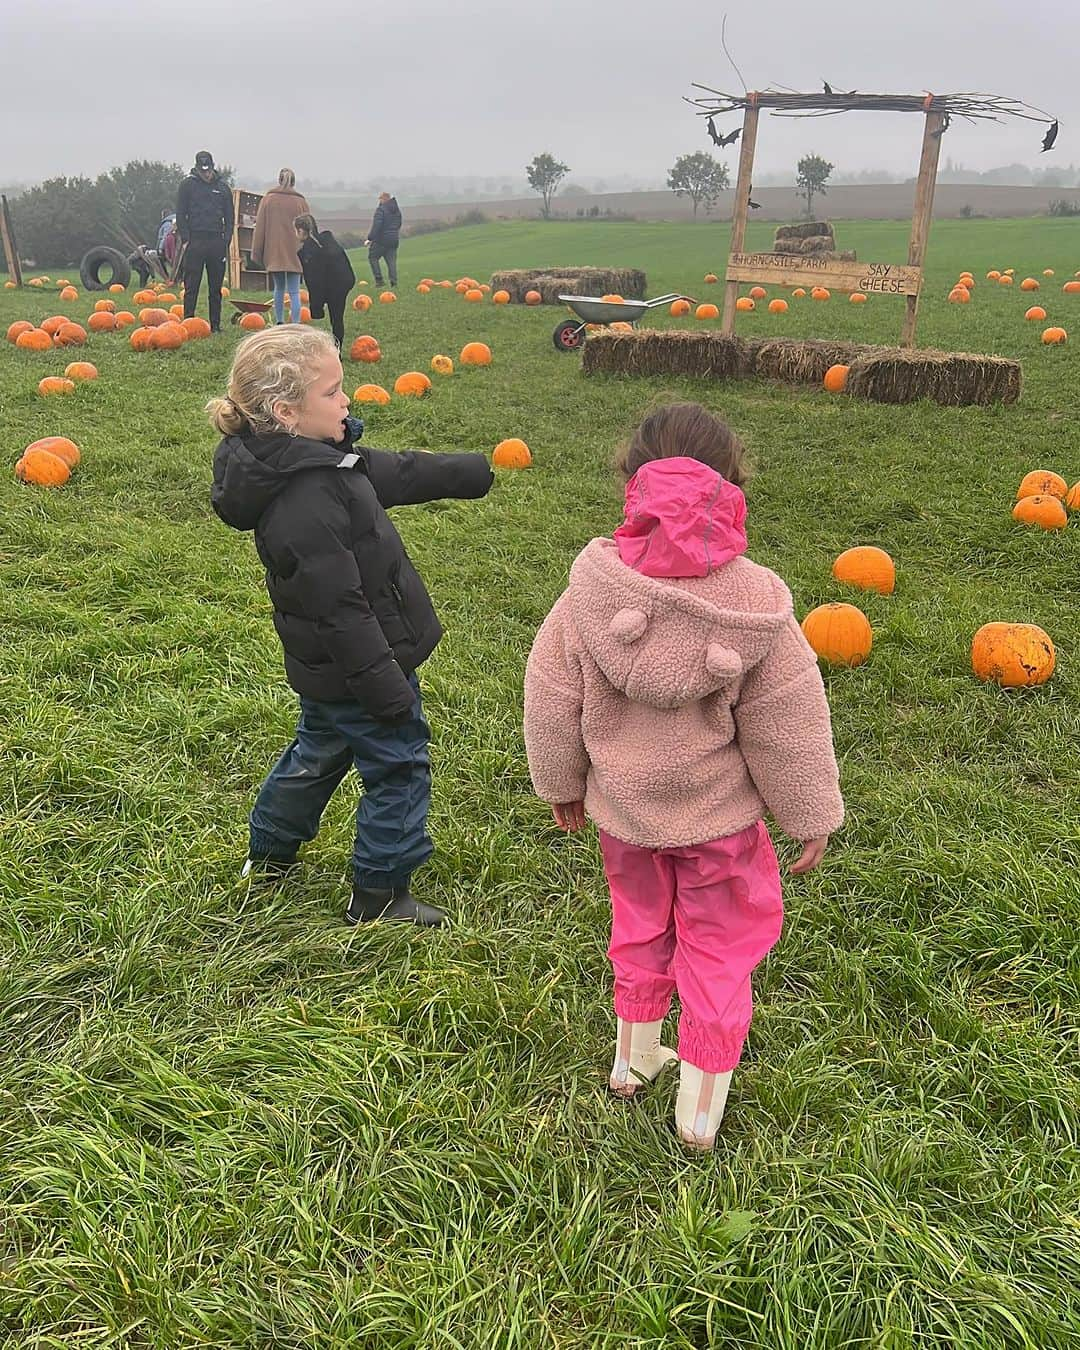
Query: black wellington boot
[[345, 885, 447, 928]]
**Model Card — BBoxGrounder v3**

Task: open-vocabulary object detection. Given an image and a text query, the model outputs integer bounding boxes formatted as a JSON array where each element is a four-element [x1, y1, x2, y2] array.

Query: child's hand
[[789, 836, 829, 875], [553, 802, 587, 832]]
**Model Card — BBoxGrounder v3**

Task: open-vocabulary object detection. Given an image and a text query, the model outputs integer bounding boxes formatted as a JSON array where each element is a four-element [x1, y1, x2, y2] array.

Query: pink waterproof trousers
[[599, 820, 784, 1073]]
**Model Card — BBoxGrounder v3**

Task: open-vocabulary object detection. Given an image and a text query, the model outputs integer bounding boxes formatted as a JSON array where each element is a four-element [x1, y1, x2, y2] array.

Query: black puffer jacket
[[368, 198, 402, 247], [297, 230, 356, 315], [212, 418, 493, 717], [176, 169, 235, 241]]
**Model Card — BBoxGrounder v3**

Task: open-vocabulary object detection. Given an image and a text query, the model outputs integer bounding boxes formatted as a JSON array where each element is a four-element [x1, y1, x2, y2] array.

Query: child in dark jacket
[[293, 213, 356, 348], [209, 326, 493, 926]]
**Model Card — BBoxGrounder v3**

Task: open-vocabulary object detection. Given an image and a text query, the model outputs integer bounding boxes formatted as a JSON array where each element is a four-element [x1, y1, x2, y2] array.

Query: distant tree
[[796, 154, 834, 219], [97, 160, 186, 246], [526, 153, 570, 218], [560, 183, 590, 197], [667, 152, 730, 217], [12, 176, 108, 265]]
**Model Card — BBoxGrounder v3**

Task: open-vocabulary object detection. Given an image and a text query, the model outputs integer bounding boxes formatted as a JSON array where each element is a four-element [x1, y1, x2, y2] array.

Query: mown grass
[[0, 217, 1078, 1348]]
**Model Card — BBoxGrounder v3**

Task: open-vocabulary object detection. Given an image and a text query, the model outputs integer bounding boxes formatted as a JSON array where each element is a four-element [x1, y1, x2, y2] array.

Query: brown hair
[[294, 212, 319, 237], [206, 325, 338, 436], [614, 400, 747, 487], [278, 167, 296, 189]]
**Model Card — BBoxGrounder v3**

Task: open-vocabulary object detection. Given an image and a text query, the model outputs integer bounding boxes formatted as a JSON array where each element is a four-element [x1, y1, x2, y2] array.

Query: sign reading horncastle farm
[[726, 252, 923, 296]]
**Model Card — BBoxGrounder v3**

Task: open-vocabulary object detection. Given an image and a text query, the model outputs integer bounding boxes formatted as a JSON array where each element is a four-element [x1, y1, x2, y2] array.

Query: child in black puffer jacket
[[293, 212, 356, 347]]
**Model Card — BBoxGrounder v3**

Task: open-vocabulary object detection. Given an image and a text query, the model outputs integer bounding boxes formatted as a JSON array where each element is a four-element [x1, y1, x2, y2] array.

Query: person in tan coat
[[251, 169, 311, 324]]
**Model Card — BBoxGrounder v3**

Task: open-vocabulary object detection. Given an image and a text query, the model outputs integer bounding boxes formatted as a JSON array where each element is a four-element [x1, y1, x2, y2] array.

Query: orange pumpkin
[[53, 322, 86, 347], [849, 292, 867, 304], [7, 320, 34, 343], [88, 311, 117, 332], [220, 287, 230, 297], [109, 282, 126, 294], [25, 436, 80, 468], [800, 603, 873, 667], [748, 286, 767, 300], [524, 290, 542, 306], [59, 286, 79, 301], [792, 287, 806, 299], [239, 312, 266, 331], [480, 284, 491, 293], [1025, 306, 1047, 322], [735, 297, 755, 312], [27, 278, 44, 288], [1043, 269, 1055, 277], [695, 303, 720, 320], [350, 335, 381, 363], [37, 376, 76, 396], [379, 292, 396, 305], [831, 546, 895, 595], [157, 292, 177, 304], [64, 361, 98, 381], [114, 311, 136, 327], [168, 304, 184, 320], [1063, 281, 1080, 294], [1042, 327, 1068, 345], [948, 287, 971, 304], [41, 316, 68, 336], [811, 287, 831, 301], [455, 281, 471, 294], [464, 288, 484, 302], [393, 371, 431, 397], [299, 306, 312, 322], [181, 316, 212, 339], [1012, 494, 1067, 529], [94, 299, 117, 313], [492, 438, 532, 469], [670, 299, 691, 316], [15, 447, 70, 486], [1016, 471, 1067, 501], [129, 327, 155, 352], [1020, 277, 1039, 291], [460, 341, 492, 366], [601, 293, 624, 304], [416, 283, 431, 294], [998, 274, 1014, 286], [3, 280, 16, 289], [419, 278, 435, 287], [493, 290, 510, 304], [768, 298, 788, 314], [1066, 481, 1080, 511], [151, 322, 186, 350], [823, 364, 850, 394], [704, 273, 718, 283], [353, 383, 391, 405], [140, 308, 170, 327], [352, 294, 373, 312], [133, 290, 156, 304], [971, 623, 1054, 688], [431, 354, 454, 375], [16, 328, 54, 351]]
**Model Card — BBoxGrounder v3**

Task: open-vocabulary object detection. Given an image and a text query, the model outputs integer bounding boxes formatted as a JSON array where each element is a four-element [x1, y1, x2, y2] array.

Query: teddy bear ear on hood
[[706, 643, 743, 679], [609, 607, 649, 644]]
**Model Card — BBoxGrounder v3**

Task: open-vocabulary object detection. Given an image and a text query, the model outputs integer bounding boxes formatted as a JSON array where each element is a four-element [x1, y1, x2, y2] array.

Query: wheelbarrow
[[228, 298, 275, 325], [552, 293, 694, 352]]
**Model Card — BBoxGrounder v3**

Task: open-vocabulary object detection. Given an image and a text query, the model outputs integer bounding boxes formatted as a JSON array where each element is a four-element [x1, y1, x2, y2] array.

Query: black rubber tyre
[[553, 319, 585, 352], [79, 246, 131, 292]]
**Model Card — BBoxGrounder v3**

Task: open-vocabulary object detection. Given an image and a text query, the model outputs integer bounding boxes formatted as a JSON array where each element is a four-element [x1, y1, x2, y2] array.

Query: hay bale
[[582, 329, 751, 380], [774, 220, 835, 243], [748, 337, 870, 384], [846, 349, 1022, 406], [489, 266, 647, 304]]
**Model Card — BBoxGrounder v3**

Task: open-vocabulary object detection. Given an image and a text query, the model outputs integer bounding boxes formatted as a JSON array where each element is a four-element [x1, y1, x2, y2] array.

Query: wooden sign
[[0, 195, 22, 287], [726, 252, 922, 296]]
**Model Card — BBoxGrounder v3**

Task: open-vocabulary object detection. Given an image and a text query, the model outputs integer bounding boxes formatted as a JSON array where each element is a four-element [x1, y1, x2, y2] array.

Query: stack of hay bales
[[581, 329, 1021, 406], [489, 267, 647, 304], [772, 222, 856, 263]]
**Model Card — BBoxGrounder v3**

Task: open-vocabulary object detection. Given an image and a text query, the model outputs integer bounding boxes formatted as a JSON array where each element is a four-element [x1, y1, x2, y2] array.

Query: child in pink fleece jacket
[[524, 402, 844, 1150]]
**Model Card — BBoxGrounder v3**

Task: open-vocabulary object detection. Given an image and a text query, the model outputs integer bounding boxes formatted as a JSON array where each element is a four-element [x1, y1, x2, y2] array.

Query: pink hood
[[614, 457, 747, 578]]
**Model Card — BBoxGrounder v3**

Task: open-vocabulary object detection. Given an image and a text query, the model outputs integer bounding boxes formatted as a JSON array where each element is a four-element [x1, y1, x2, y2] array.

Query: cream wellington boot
[[675, 1062, 733, 1150], [609, 1018, 679, 1098]]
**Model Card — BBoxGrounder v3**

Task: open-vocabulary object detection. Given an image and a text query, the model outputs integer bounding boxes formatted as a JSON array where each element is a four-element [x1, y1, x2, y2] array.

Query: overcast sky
[[6, 0, 1078, 189]]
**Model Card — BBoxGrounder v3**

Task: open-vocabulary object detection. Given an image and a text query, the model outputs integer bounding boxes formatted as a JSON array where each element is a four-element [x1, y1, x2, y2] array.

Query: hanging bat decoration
[[748, 186, 762, 210], [931, 110, 952, 139], [707, 117, 741, 149], [1042, 120, 1059, 152]]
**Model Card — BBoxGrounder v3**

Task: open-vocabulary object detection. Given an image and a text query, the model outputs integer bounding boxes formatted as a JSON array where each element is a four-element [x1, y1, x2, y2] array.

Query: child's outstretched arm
[[524, 594, 590, 827], [733, 613, 845, 856], [364, 447, 494, 509]]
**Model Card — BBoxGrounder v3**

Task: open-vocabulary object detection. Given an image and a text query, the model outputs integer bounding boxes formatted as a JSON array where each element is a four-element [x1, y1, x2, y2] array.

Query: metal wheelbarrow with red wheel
[[552, 293, 694, 352], [228, 298, 275, 325]]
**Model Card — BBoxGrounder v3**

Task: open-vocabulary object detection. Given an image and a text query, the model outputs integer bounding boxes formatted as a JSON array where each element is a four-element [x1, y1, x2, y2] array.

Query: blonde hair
[[278, 167, 296, 189], [206, 325, 338, 436]]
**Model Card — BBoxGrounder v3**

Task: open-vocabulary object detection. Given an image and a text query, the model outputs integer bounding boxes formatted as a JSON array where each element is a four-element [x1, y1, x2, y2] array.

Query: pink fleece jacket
[[524, 458, 845, 849]]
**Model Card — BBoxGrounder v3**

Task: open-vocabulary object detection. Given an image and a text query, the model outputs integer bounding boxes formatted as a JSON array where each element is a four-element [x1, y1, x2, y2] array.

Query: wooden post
[[0, 195, 23, 287], [901, 108, 945, 347], [721, 101, 760, 334]]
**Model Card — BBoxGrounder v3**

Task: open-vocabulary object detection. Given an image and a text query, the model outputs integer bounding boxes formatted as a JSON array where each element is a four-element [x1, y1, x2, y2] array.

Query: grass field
[[1, 218, 1078, 1348]]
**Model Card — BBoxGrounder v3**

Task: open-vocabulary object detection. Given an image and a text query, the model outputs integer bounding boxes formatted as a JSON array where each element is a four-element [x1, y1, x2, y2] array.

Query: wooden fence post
[[901, 108, 946, 347], [721, 101, 760, 334]]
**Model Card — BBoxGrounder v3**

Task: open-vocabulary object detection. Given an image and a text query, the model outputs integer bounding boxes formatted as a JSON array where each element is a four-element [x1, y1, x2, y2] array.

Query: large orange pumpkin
[[800, 603, 873, 667], [133, 290, 156, 304], [25, 436, 80, 468], [17, 328, 54, 351], [735, 297, 755, 312], [114, 311, 136, 327], [1066, 481, 1080, 511], [53, 322, 87, 347], [59, 286, 79, 301], [460, 341, 492, 366], [1011, 495, 1067, 529], [831, 546, 895, 595], [430, 354, 454, 375], [94, 299, 117, 313], [493, 290, 510, 304], [181, 316, 212, 339], [823, 364, 850, 393], [393, 371, 431, 397], [811, 286, 831, 301], [1020, 277, 1039, 291], [109, 282, 126, 294], [670, 299, 691, 316], [88, 311, 117, 332], [695, 303, 720, 320], [768, 299, 788, 314], [169, 304, 185, 320], [704, 273, 718, 283], [1025, 306, 1047, 322], [151, 322, 186, 350], [239, 312, 266, 330], [524, 290, 542, 305], [64, 362, 98, 381], [129, 326, 156, 352], [416, 284, 431, 294], [492, 438, 532, 469], [353, 383, 391, 405], [350, 335, 381, 363], [379, 292, 396, 304], [41, 315, 68, 336], [849, 292, 867, 304], [157, 292, 177, 304], [1063, 281, 1080, 294], [971, 623, 1054, 688], [1016, 470, 1067, 501], [38, 376, 76, 396], [464, 288, 484, 302], [1042, 327, 1068, 345], [998, 274, 1014, 286], [748, 286, 767, 301], [947, 287, 971, 304], [140, 308, 170, 327], [15, 447, 71, 486], [7, 320, 34, 343]]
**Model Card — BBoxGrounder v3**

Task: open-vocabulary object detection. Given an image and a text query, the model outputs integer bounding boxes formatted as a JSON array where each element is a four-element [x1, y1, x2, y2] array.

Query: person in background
[[251, 168, 310, 326], [177, 150, 234, 332], [127, 244, 158, 290], [364, 191, 402, 290], [294, 212, 356, 348]]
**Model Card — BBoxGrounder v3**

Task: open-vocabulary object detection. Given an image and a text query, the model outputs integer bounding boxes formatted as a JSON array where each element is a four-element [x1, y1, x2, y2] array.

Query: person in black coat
[[293, 212, 356, 348], [176, 150, 235, 331], [364, 191, 402, 289], [209, 326, 494, 927]]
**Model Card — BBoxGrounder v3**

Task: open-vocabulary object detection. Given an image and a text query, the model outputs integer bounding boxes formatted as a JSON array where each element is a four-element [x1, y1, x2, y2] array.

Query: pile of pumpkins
[[1011, 469, 1079, 531], [800, 545, 1056, 689], [14, 436, 81, 487]]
